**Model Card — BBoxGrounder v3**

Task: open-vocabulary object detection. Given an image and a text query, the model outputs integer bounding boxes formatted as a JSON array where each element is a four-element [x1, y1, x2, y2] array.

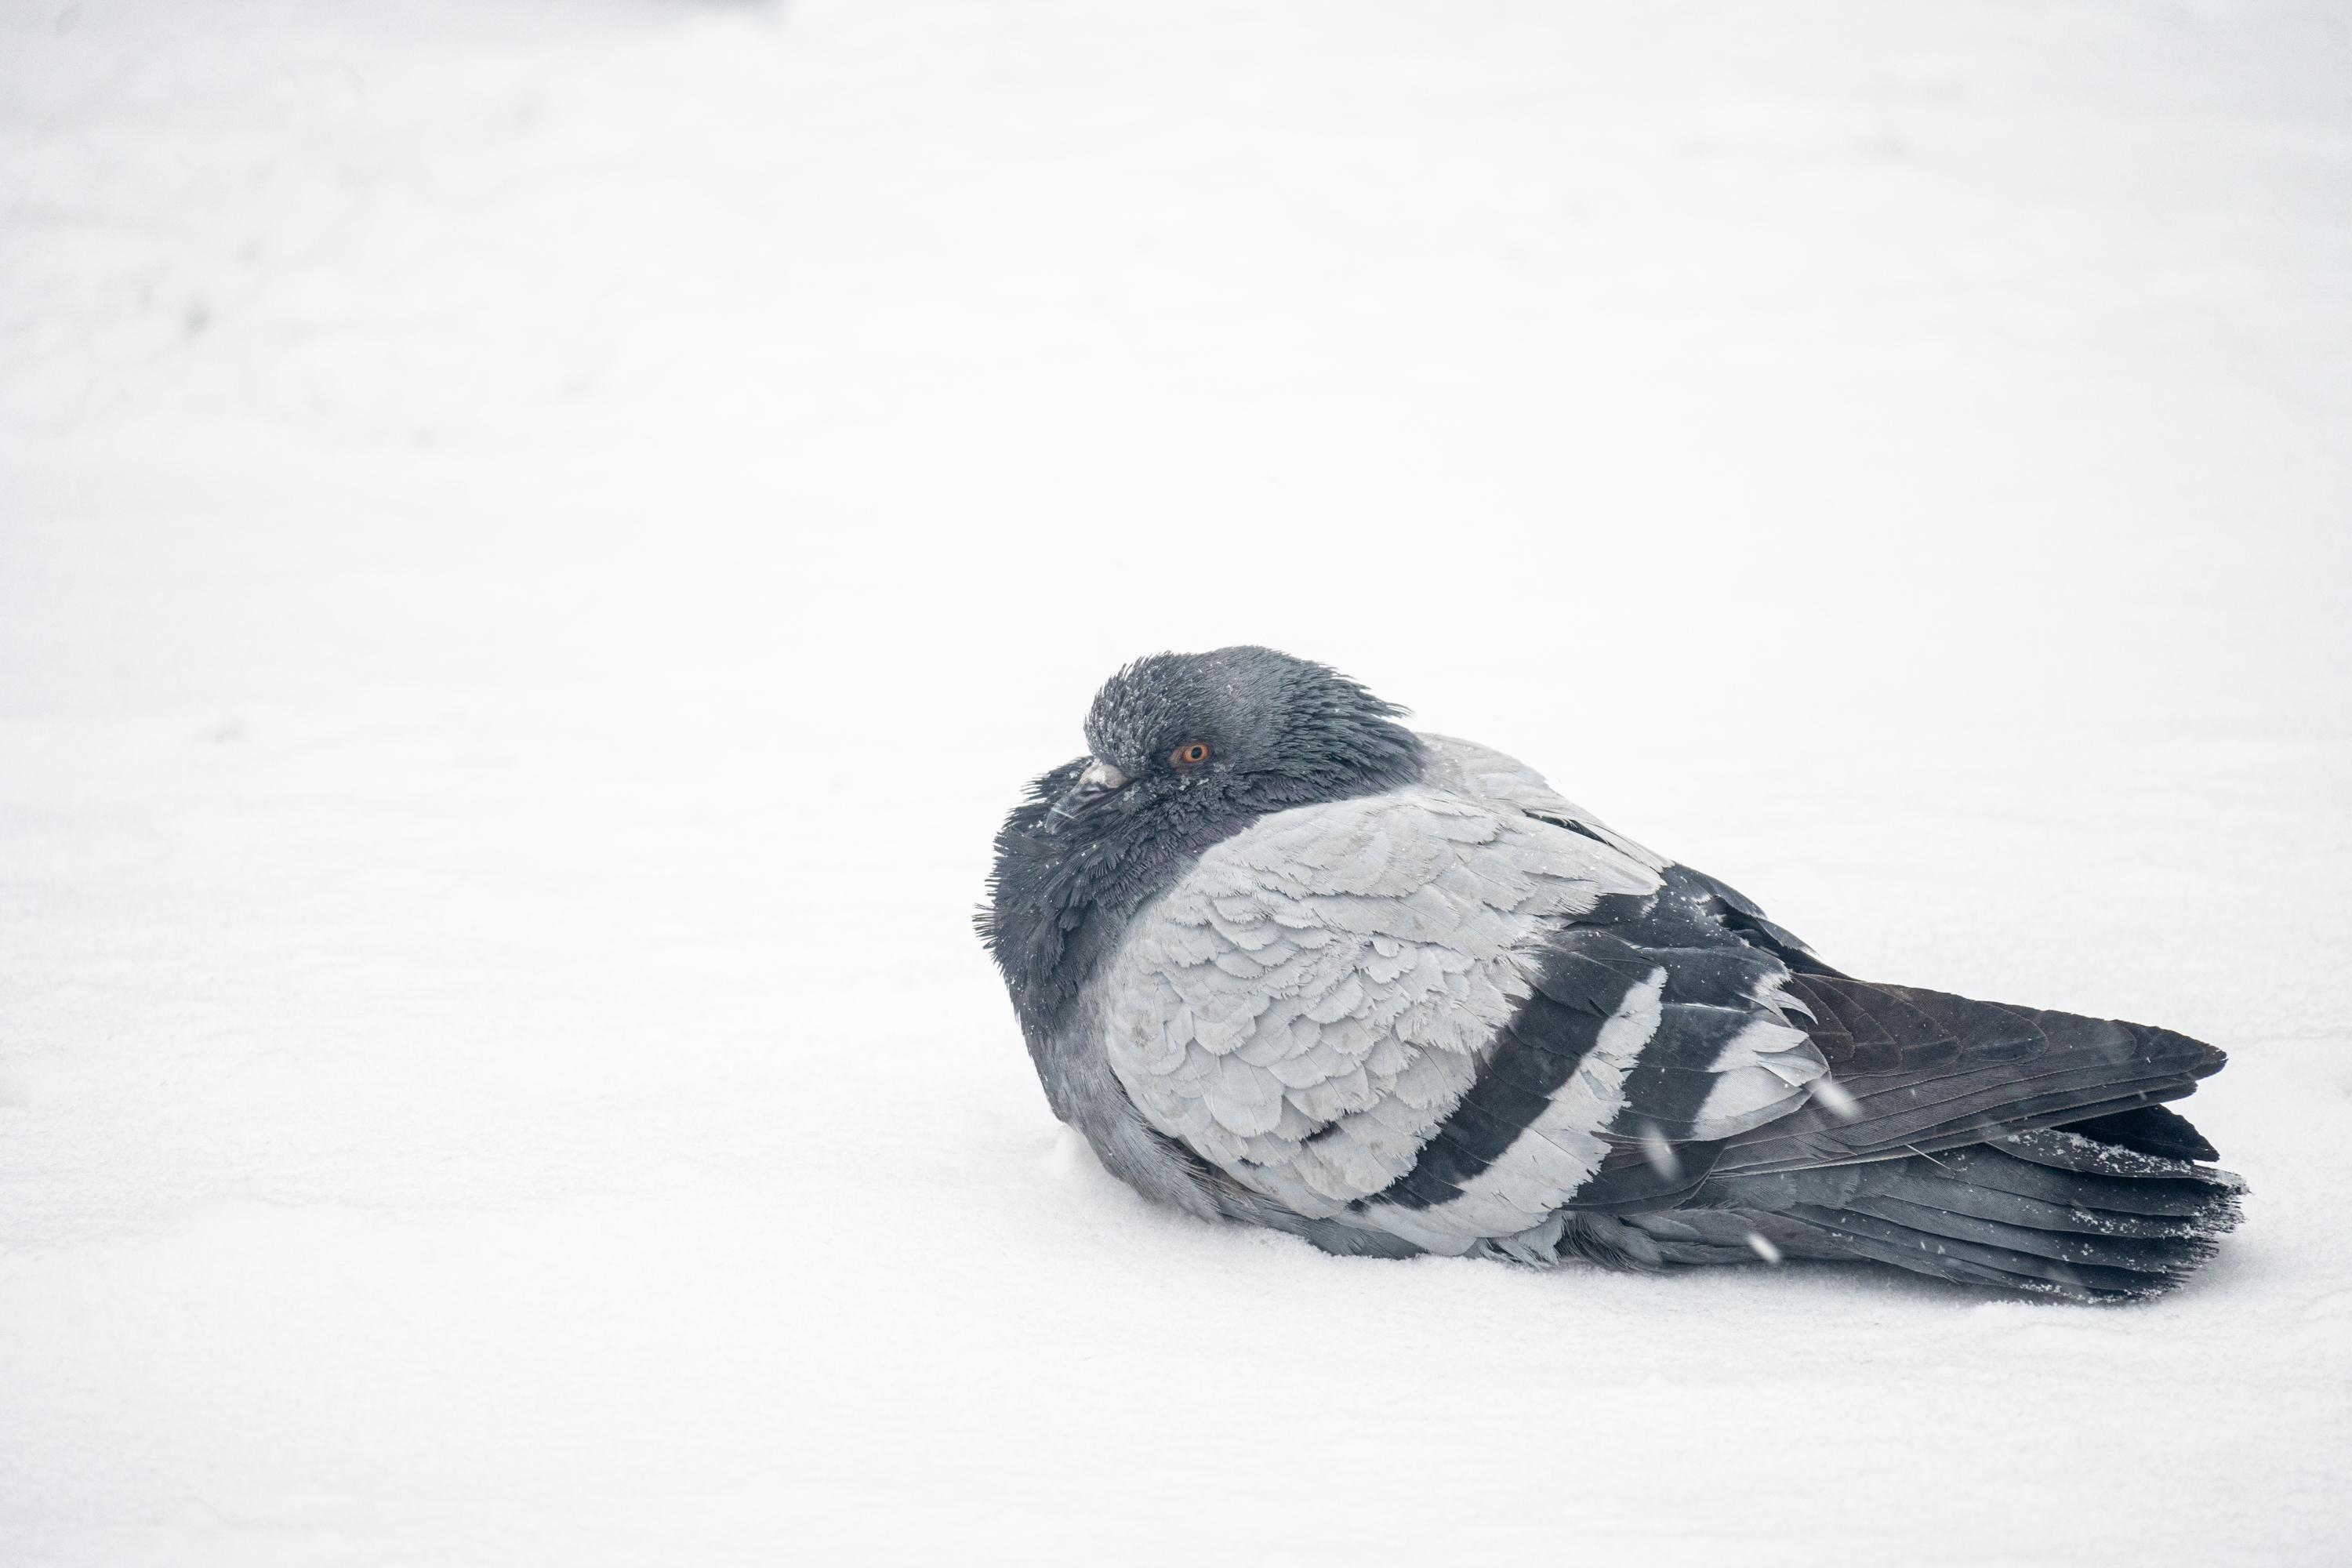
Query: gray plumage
[[980, 648, 2241, 1301]]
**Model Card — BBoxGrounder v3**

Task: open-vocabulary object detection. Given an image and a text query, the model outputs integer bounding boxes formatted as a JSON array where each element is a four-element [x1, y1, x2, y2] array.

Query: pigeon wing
[[1101, 786, 1838, 1252], [1099, 788, 1659, 1229]]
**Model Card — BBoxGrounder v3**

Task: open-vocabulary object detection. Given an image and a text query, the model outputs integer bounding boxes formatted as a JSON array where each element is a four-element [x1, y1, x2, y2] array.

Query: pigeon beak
[[1045, 758, 1130, 829]]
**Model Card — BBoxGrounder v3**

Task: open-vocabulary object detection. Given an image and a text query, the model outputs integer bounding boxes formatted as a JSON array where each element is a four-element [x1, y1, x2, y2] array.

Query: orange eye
[[1170, 741, 1211, 770]]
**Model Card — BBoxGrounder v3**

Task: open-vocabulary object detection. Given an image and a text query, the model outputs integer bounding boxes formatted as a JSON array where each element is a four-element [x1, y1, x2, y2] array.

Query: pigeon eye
[[1170, 741, 1211, 770]]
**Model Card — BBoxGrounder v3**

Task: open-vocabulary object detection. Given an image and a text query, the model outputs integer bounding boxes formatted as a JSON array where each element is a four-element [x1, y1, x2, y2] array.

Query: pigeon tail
[[1633, 1123, 2245, 1302]]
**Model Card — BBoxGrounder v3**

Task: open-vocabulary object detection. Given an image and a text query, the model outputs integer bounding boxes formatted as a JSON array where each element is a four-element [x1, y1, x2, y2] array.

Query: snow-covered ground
[[4, 1, 2350, 1561]]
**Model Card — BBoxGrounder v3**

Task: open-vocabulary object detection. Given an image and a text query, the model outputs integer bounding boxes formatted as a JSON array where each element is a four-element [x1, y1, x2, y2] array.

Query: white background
[[4, 2, 2349, 1563]]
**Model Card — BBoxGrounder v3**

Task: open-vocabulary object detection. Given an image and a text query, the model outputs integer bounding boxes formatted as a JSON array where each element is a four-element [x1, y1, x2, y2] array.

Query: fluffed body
[[982, 650, 2241, 1301]]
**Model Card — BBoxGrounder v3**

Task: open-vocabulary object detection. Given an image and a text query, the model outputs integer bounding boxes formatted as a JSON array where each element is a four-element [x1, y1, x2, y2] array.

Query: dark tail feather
[[2032, 1105, 2216, 1162], [1671, 1129, 2245, 1302]]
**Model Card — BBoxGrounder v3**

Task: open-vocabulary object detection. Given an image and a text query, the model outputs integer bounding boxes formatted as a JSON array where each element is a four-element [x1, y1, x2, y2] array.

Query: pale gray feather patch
[[1102, 783, 1660, 1220]]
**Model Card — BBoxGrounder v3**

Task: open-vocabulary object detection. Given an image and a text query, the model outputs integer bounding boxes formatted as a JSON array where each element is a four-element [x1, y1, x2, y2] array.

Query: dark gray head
[[1066, 645, 1425, 831], [979, 647, 1425, 1031]]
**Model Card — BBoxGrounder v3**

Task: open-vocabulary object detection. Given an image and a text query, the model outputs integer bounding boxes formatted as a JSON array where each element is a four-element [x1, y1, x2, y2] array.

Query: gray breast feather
[[1102, 784, 1662, 1221]]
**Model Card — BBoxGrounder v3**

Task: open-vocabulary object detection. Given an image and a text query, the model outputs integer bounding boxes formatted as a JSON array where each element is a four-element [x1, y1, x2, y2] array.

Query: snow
[[4, 0, 2350, 1561]]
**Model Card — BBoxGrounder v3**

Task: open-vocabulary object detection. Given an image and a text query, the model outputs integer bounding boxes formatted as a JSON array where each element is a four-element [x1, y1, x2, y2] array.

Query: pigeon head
[[1058, 646, 1425, 834], [980, 648, 1425, 1029]]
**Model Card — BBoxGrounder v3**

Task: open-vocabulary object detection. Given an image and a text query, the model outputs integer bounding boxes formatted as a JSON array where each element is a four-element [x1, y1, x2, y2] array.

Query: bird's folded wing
[[1101, 786, 1835, 1250]]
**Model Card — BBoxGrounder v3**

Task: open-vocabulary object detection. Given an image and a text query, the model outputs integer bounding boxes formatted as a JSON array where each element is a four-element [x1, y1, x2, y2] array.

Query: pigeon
[[979, 647, 2243, 1301]]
